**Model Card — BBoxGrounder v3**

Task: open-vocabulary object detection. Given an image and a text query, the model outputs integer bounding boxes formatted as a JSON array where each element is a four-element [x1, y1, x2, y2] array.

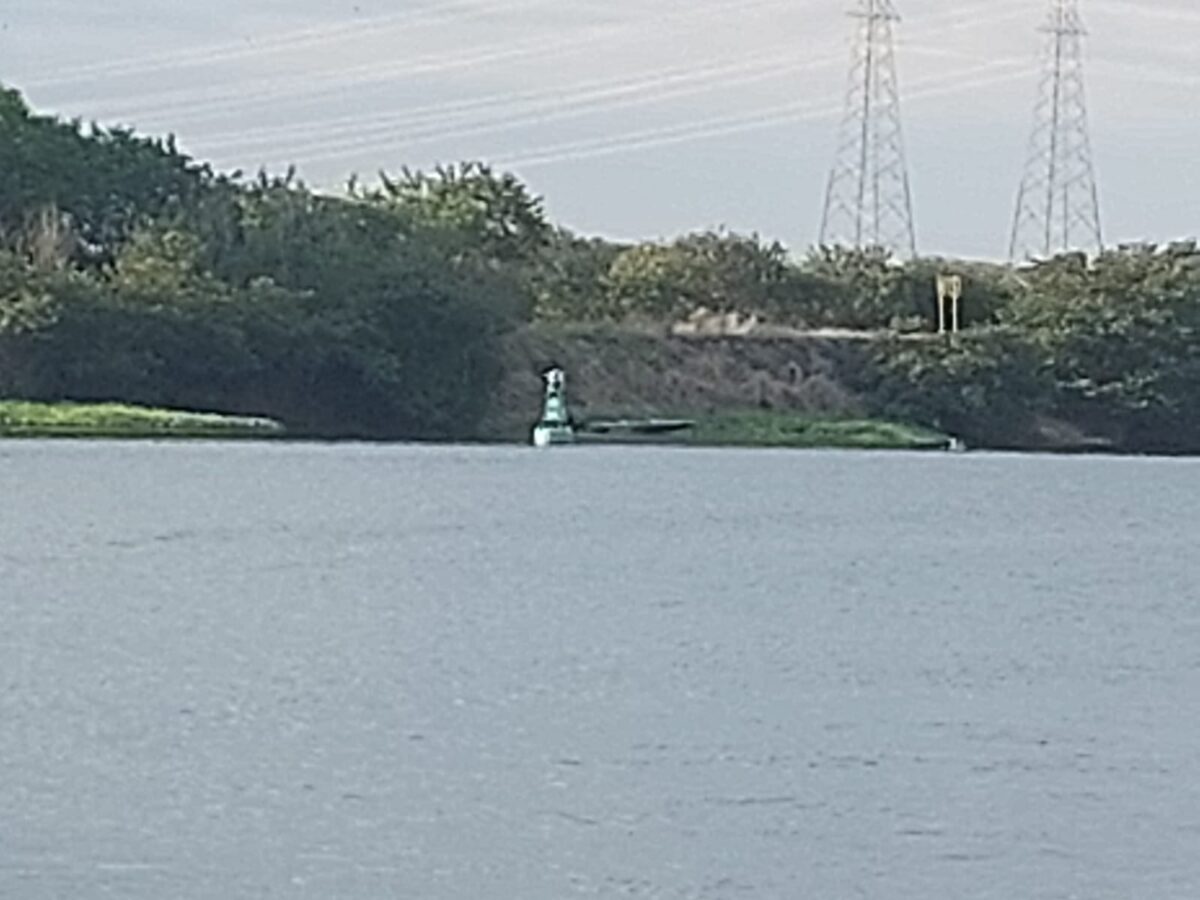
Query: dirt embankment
[[479, 326, 876, 439], [481, 326, 1123, 453]]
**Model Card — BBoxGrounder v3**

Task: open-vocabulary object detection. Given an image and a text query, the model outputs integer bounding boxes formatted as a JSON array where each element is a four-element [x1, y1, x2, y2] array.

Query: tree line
[[2, 84, 1198, 449]]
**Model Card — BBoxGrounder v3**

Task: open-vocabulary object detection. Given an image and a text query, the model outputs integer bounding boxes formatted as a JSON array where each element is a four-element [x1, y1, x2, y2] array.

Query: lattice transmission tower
[[819, 0, 917, 259], [1009, 0, 1103, 261]]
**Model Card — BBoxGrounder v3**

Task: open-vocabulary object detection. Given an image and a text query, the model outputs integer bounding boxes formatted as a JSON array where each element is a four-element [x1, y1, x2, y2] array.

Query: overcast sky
[[3, 0, 1198, 259]]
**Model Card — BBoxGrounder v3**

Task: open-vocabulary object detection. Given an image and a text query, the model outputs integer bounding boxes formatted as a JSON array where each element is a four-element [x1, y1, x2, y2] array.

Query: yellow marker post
[[936, 275, 964, 334]]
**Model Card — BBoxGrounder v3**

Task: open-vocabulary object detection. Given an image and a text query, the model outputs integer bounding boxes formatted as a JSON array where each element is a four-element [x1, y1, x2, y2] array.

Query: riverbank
[[480, 326, 1122, 453], [0, 401, 285, 439], [483, 327, 951, 450], [480, 326, 870, 440]]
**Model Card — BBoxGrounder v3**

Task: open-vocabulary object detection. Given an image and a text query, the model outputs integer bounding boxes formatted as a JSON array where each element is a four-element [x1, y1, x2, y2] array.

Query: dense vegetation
[[0, 87, 531, 439], [2, 83, 1198, 450], [869, 247, 1200, 452]]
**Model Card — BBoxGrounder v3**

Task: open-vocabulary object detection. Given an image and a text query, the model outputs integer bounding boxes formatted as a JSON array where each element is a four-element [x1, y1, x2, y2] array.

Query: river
[[2, 441, 1198, 899]]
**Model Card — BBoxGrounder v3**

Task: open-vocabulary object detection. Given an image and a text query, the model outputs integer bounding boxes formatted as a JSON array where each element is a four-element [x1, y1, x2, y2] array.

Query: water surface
[[2, 442, 1198, 898]]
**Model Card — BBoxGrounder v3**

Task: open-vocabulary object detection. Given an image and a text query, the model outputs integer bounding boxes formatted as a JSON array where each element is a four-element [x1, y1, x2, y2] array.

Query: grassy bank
[[680, 410, 952, 451], [0, 401, 285, 439]]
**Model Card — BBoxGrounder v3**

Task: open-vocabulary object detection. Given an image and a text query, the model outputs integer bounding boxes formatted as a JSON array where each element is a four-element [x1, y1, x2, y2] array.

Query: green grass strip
[[0, 401, 285, 439], [683, 410, 951, 450]]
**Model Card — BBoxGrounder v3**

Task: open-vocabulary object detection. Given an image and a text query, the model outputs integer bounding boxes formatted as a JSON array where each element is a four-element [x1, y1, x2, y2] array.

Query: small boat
[[581, 418, 695, 440]]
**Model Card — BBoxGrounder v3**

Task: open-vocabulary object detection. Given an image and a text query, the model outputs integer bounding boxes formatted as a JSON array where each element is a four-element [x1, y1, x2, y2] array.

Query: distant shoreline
[[572, 411, 953, 452], [0, 402, 949, 451]]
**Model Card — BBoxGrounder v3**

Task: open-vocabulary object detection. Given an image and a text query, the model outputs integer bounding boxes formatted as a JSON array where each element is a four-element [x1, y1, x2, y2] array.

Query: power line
[[25, 0, 563, 88], [1088, 0, 1200, 27], [88, 30, 619, 123], [219, 57, 819, 165], [211, 50, 1019, 172], [1009, 0, 1103, 260], [205, 2, 1016, 167], [59, 0, 801, 124], [213, 2, 1027, 158], [274, 1, 1012, 165], [201, 53, 803, 154], [818, 0, 917, 259], [479, 61, 1027, 171], [194, 55, 761, 146]]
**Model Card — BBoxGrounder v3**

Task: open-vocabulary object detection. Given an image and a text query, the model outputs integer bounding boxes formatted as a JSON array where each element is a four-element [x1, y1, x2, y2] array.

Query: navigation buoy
[[531, 367, 575, 448]]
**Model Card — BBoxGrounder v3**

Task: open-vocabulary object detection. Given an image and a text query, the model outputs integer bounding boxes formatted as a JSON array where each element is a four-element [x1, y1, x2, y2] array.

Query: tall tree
[[606, 231, 789, 321]]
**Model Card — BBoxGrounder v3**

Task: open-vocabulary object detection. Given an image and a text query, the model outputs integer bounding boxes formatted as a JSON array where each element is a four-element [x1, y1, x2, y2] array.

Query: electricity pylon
[[1009, 0, 1103, 261], [819, 0, 917, 259]]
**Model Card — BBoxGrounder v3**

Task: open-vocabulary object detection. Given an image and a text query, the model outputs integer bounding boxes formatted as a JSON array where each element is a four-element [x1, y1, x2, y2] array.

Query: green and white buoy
[[532, 367, 575, 448]]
